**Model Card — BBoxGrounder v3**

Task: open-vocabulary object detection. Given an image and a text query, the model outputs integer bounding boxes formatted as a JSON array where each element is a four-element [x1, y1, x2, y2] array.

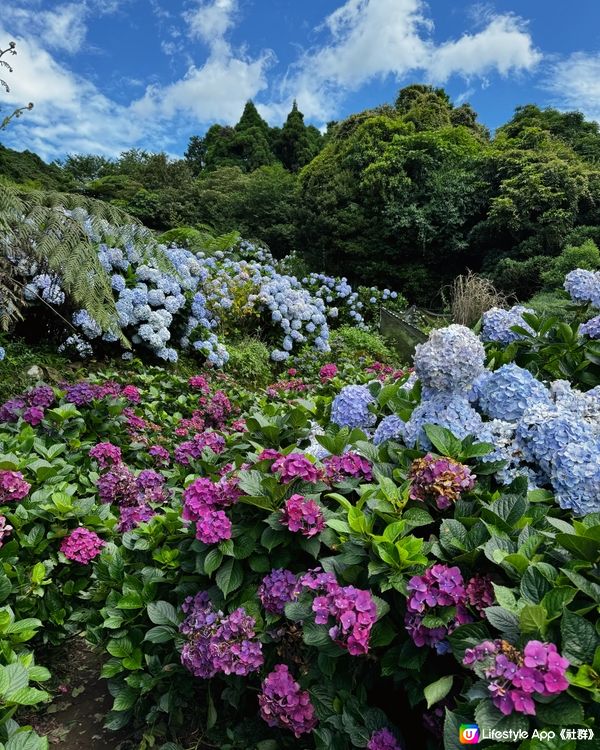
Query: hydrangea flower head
[[60, 527, 105, 564], [258, 569, 299, 614], [414, 325, 485, 393], [258, 665, 318, 737], [409, 454, 475, 510], [477, 364, 550, 421], [481, 306, 534, 344], [89, 442, 122, 468], [0, 470, 31, 503], [404, 394, 483, 449], [367, 728, 402, 750], [331, 384, 376, 429], [373, 415, 406, 446], [281, 494, 325, 537], [272, 453, 319, 483]]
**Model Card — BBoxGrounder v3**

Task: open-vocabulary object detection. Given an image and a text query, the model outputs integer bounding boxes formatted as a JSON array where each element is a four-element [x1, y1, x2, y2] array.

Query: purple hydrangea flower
[[367, 728, 402, 750], [0, 470, 31, 503], [89, 442, 122, 468], [258, 664, 318, 737], [258, 569, 299, 614], [22, 406, 44, 425], [331, 384, 376, 429]]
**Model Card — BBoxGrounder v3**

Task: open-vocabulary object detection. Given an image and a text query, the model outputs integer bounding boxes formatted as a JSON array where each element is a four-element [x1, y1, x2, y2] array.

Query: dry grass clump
[[443, 271, 509, 327]]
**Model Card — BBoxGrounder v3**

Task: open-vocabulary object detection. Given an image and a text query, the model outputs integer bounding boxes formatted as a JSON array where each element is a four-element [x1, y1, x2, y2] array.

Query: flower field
[[1, 261, 600, 750]]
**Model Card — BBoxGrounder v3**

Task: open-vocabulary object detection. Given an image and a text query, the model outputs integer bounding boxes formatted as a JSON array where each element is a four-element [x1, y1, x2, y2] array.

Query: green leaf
[[147, 601, 178, 626], [6, 730, 49, 750], [144, 626, 176, 644], [106, 637, 133, 659], [520, 567, 552, 603], [424, 675, 453, 709], [423, 425, 462, 457], [112, 687, 138, 711], [556, 533, 600, 561], [484, 607, 520, 641], [5, 687, 50, 706], [535, 694, 584, 725], [215, 559, 243, 598], [203, 549, 223, 576], [519, 604, 548, 636], [561, 610, 599, 666]]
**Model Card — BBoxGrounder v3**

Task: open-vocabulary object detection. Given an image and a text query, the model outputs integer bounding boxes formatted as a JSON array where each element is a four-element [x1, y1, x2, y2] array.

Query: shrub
[[329, 326, 395, 364], [225, 338, 273, 387]]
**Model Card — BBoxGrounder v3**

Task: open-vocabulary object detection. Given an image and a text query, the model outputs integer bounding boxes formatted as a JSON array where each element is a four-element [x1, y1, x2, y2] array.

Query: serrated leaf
[[215, 559, 243, 598], [424, 675, 453, 709]]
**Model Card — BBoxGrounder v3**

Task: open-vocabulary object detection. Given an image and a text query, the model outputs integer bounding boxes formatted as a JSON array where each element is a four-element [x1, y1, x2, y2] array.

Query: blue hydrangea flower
[[331, 384, 376, 429], [477, 364, 550, 421], [516, 402, 597, 479], [0, 347, 5, 361], [403, 393, 483, 449], [551, 440, 600, 515], [373, 415, 406, 445], [564, 268, 600, 306], [414, 325, 485, 393], [580, 315, 600, 338], [481, 306, 534, 344]]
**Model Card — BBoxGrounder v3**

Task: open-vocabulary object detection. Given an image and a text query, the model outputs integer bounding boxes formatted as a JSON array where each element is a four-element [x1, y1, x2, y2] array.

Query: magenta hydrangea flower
[[148, 445, 170, 465], [298, 568, 378, 655], [97, 463, 138, 505], [258, 569, 299, 614], [257, 448, 282, 462], [26, 385, 55, 408], [367, 728, 402, 750], [60, 527, 105, 564], [0, 398, 26, 423], [0, 470, 31, 503], [195, 509, 232, 544], [22, 406, 44, 426], [89, 442, 122, 468], [183, 477, 239, 520], [0, 516, 13, 548], [463, 639, 570, 716], [281, 494, 325, 538], [189, 375, 211, 392], [466, 575, 495, 615], [180, 593, 263, 678], [117, 503, 155, 532], [319, 363, 338, 382], [405, 564, 472, 653], [258, 664, 318, 737], [409, 454, 475, 510], [175, 431, 226, 465], [121, 385, 141, 403], [136, 469, 169, 504], [272, 453, 319, 484], [323, 452, 373, 483]]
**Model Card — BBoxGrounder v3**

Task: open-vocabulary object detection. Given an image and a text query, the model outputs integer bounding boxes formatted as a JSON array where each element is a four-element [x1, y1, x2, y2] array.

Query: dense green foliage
[[5, 86, 600, 303]]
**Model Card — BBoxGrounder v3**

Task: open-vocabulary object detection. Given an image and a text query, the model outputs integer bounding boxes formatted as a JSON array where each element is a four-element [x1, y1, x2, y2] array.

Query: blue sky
[[1, 0, 599, 161]]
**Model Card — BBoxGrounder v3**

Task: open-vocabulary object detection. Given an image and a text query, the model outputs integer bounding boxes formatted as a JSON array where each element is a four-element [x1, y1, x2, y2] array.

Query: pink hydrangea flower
[[409, 454, 475, 510], [319, 363, 338, 382], [189, 375, 210, 392], [0, 516, 13, 548], [0, 470, 31, 503], [60, 528, 105, 564], [281, 494, 325, 538], [121, 385, 141, 403], [272, 453, 319, 484], [89, 442, 122, 468]]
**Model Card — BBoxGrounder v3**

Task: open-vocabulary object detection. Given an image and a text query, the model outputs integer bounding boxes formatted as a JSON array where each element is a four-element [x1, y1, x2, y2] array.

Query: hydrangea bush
[[0, 270, 599, 749]]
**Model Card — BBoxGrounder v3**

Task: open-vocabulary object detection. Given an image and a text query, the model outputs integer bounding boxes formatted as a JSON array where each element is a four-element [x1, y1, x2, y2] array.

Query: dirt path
[[22, 640, 129, 749]]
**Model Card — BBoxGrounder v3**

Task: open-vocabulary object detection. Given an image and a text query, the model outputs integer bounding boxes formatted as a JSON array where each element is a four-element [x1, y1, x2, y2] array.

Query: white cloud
[[131, 53, 273, 124], [132, 0, 274, 125], [428, 14, 541, 82], [279, 0, 541, 120], [0, 29, 147, 159], [3, 3, 88, 54], [184, 0, 238, 46], [544, 52, 600, 121]]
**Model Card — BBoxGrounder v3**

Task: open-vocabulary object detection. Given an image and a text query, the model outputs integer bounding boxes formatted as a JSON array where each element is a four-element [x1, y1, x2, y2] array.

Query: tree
[[61, 153, 114, 184], [275, 101, 322, 172]]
